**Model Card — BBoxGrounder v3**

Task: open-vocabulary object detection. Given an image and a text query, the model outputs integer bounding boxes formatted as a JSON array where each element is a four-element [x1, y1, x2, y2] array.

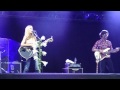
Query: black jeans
[[98, 58, 114, 73], [23, 57, 41, 73]]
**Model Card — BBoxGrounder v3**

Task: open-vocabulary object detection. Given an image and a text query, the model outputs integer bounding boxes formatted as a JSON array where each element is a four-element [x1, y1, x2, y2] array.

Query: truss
[[0, 11, 105, 21]]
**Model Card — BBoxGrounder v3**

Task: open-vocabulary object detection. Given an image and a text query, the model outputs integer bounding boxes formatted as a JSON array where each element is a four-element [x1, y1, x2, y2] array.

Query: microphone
[[32, 30, 37, 35], [32, 30, 40, 39], [32, 30, 37, 33]]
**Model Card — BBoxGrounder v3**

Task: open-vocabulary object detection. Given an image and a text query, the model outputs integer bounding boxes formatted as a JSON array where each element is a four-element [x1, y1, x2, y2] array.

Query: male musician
[[92, 30, 119, 73]]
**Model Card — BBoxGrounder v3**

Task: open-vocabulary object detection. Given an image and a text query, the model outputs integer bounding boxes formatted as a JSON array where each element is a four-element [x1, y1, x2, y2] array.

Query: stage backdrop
[[0, 16, 120, 73]]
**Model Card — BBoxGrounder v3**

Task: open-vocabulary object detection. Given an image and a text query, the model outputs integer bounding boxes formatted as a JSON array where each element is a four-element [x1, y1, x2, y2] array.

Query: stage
[[0, 73, 120, 79]]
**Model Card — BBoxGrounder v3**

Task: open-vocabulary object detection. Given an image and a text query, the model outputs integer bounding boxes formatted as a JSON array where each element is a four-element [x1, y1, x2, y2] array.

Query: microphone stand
[[33, 31, 43, 73]]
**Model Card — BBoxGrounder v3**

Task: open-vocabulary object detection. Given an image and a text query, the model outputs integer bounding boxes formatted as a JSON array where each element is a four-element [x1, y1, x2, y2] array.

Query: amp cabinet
[[0, 38, 21, 73], [69, 68, 83, 73], [0, 38, 21, 62], [63, 68, 83, 73], [1, 61, 22, 73]]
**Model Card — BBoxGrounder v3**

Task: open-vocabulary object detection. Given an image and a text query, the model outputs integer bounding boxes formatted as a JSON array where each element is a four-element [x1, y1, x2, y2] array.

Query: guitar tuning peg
[[51, 36, 53, 38]]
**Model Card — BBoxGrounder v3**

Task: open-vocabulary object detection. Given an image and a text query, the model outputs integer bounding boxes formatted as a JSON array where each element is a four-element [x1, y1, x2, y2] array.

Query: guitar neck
[[109, 49, 118, 53], [43, 38, 53, 43]]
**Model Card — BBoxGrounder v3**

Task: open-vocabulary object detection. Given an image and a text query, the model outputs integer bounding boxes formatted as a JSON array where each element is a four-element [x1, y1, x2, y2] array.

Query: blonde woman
[[21, 25, 40, 73]]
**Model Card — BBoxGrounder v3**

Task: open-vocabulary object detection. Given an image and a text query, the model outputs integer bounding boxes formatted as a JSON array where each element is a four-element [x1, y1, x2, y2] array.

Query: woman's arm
[[20, 36, 33, 47]]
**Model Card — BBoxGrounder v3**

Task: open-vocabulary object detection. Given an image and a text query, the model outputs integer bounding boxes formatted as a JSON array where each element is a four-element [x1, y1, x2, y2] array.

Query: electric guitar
[[18, 36, 53, 60], [94, 47, 120, 73]]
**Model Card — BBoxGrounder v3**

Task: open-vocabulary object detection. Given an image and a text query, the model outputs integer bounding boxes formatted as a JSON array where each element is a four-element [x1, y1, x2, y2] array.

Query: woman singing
[[21, 25, 40, 73]]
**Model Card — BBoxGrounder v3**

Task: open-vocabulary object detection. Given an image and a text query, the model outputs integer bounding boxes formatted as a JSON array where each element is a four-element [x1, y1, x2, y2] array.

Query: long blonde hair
[[24, 25, 36, 40]]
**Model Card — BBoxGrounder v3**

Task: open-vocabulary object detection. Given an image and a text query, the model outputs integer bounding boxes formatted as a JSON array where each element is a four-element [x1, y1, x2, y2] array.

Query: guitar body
[[94, 51, 101, 61], [18, 36, 54, 60], [18, 46, 33, 60], [94, 47, 120, 73], [94, 51, 110, 62], [94, 48, 111, 73]]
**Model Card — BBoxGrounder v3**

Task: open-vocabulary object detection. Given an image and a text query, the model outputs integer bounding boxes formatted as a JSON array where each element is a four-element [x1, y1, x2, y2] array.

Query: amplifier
[[63, 68, 83, 73], [69, 68, 83, 73], [0, 38, 21, 62], [1, 61, 22, 73]]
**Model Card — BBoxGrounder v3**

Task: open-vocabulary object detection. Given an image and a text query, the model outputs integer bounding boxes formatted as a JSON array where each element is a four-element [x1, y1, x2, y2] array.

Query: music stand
[[0, 47, 8, 73]]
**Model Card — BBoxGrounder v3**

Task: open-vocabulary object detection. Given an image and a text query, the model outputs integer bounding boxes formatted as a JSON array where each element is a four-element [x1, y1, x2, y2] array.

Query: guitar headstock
[[40, 36, 46, 41], [115, 47, 120, 52], [47, 36, 53, 42]]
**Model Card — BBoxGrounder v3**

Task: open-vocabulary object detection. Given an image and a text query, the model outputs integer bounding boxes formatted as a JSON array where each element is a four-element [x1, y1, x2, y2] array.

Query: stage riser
[[0, 73, 120, 79]]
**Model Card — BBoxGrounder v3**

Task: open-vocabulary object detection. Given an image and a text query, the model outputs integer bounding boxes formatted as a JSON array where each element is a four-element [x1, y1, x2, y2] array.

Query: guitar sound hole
[[21, 46, 33, 52], [22, 49, 26, 52]]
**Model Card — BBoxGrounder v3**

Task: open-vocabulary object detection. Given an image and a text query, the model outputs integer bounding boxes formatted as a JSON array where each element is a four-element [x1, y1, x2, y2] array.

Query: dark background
[[0, 11, 120, 73]]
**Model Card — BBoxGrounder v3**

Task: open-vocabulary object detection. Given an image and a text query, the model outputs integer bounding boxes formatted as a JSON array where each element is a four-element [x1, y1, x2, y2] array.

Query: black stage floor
[[0, 73, 120, 79]]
